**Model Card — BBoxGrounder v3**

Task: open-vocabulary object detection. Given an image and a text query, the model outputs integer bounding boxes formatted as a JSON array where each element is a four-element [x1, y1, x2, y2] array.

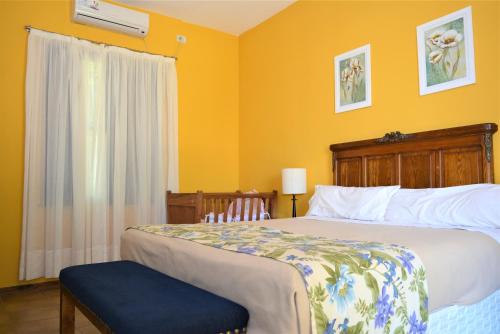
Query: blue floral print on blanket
[[130, 224, 428, 334]]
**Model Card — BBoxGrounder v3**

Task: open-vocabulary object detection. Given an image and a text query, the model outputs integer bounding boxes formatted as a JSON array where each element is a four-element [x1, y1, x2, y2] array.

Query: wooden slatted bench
[[59, 261, 249, 334], [166, 190, 278, 224]]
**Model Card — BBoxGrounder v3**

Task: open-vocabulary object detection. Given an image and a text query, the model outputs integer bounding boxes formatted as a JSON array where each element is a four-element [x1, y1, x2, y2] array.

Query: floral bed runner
[[130, 224, 428, 334]]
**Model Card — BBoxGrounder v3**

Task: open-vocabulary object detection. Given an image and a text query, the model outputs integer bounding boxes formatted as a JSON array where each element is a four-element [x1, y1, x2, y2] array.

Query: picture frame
[[417, 6, 475, 96], [334, 44, 372, 113]]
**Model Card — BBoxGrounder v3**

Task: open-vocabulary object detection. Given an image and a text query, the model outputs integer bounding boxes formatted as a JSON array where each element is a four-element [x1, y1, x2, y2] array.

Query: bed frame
[[330, 123, 497, 188], [166, 190, 278, 224]]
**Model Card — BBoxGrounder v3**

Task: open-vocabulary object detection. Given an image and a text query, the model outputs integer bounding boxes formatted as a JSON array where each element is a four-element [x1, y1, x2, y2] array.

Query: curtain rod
[[24, 25, 177, 61]]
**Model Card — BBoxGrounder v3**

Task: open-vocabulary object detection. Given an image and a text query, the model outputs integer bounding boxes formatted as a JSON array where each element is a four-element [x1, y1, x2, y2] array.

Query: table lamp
[[282, 168, 307, 217]]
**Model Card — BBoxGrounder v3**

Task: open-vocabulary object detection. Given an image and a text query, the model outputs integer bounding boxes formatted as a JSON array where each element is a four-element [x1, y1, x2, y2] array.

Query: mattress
[[121, 218, 500, 334]]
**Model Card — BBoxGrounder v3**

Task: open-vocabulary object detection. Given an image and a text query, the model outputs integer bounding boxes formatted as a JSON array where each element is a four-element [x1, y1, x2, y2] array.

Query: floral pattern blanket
[[130, 224, 428, 334]]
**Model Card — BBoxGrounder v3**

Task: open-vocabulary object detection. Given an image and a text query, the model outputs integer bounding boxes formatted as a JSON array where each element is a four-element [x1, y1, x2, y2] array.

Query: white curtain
[[20, 29, 178, 280]]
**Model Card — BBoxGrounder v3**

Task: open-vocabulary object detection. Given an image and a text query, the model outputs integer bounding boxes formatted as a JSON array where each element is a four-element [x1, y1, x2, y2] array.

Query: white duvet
[[121, 217, 500, 333]]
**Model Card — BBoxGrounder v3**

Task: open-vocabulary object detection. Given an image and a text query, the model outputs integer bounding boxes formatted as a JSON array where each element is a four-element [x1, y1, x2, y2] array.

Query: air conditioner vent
[[73, 0, 149, 37]]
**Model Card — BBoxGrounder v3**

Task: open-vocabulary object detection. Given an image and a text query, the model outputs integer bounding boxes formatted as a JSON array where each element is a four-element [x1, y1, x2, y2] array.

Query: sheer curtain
[[20, 29, 178, 280]]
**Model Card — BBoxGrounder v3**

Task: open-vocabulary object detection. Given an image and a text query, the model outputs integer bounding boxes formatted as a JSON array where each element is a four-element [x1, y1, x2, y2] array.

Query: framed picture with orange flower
[[417, 7, 475, 96], [334, 44, 372, 113]]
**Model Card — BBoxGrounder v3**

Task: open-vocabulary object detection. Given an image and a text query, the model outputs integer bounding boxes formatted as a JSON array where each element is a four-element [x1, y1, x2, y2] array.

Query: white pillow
[[306, 185, 400, 221], [385, 184, 500, 229]]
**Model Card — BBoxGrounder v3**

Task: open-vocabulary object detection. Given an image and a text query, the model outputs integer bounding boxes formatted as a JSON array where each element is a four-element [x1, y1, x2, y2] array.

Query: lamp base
[[291, 194, 297, 218]]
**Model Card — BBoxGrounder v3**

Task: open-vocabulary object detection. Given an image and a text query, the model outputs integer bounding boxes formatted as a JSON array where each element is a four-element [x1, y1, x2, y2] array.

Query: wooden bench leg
[[60, 285, 75, 334]]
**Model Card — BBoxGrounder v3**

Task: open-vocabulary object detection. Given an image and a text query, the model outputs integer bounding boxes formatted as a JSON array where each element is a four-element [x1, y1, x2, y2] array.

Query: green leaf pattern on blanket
[[130, 224, 428, 334]]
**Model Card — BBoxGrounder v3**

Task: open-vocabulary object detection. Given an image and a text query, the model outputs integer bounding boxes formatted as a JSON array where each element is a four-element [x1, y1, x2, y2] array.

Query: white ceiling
[[116, 0, 295, 36]]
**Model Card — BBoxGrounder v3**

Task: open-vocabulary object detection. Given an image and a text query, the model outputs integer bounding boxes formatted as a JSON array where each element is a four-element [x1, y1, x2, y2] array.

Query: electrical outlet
[[176, 35, 187, 44]]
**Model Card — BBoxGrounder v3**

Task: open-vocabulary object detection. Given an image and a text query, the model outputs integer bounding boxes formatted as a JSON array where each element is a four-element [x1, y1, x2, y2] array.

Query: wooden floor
[[0, 283, 99, 334]]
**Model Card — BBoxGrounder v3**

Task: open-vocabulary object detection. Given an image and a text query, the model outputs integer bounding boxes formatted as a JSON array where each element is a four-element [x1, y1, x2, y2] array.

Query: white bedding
[[121, 217, 500, 333], [301, 216, 500, 243]]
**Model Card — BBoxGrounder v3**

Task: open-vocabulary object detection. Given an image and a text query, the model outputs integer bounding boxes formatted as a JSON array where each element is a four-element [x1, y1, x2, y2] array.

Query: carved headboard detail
[[330, 123, 497, 188], [375, 131, 415, 143]]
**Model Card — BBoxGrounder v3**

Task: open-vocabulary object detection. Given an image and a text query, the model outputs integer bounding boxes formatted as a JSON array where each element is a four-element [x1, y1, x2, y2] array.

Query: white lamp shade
[[282, 168, 307, 195]]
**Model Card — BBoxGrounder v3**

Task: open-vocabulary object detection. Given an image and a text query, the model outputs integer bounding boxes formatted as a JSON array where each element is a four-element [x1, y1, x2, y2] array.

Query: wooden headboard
[[330, 123, 497, 188]]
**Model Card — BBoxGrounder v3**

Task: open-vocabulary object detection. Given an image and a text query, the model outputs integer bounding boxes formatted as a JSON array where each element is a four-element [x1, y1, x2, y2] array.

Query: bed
[[121, 123, 499, 334]]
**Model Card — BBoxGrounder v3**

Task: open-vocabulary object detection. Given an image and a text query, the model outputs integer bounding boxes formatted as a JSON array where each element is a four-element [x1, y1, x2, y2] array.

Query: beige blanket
[[121, 218, 500, 334]]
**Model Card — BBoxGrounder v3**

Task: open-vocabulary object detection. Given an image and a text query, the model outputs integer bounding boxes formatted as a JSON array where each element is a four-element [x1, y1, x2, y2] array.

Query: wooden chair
[[166, 190, 278, 224]]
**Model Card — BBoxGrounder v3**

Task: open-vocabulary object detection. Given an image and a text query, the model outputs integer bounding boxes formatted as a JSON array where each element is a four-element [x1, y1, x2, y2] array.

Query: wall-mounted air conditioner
[[73, 0, 149, 37]]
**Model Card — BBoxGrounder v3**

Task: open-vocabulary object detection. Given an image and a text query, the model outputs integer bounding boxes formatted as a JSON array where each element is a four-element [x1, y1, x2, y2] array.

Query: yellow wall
[[2, 0, 499, 289], [239, 1, 500, 218], [0, 1, 239, 288]]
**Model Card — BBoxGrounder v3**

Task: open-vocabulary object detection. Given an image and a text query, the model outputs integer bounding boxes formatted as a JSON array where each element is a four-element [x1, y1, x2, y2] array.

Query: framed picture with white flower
[[334, 44, 372, 113], [417, 6, 475, 96]]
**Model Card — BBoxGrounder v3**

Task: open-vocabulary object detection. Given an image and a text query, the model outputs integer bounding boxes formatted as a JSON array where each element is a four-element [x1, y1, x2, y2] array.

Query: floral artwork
[[334, 44, 371, 113], [131, 223, 428, 334], [426, 21, 465, 84], [340, 57, 365, 104], [417, 7, 475, 95]]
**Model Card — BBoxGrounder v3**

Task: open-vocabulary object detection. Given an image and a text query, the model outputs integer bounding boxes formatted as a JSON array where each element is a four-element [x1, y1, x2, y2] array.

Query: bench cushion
[[59, 261, 249, 334]]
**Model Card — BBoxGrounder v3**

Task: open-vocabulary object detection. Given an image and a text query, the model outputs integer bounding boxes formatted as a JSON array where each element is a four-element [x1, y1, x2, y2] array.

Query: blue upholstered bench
[[59, 261, 249, 334]]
